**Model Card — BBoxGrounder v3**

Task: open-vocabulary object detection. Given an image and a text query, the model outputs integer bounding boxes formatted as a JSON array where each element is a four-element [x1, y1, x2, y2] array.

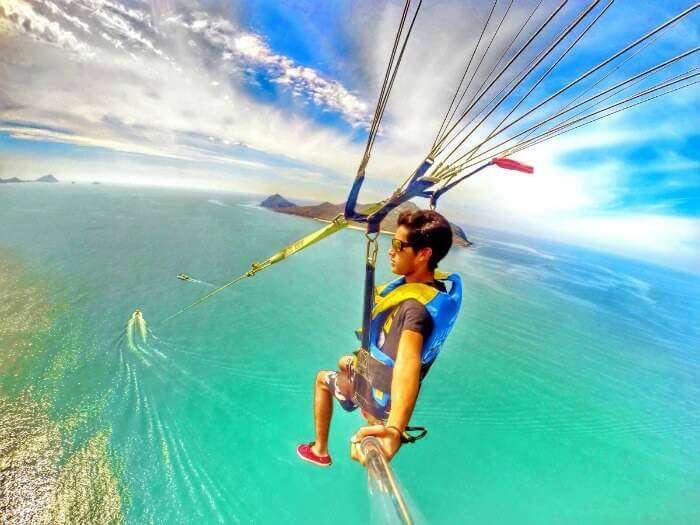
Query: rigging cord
[[346, 0, 423, 218], [434, 0, 514, 149], [455, 0, 547, 140], [504, 20, 676, 156], [510, 78, 700, 154], [444, 2, 700, 170], [361, 0, 422, 169], [504, 69, 700, 157], [430, 1, 699, 188], [433, 0, 605, 170], [433, 0, 499, 148], [431, 0, 570, 157], [449, 66, 700, 173], [461, 0, 615, 167], [442, 53, 700, 176]]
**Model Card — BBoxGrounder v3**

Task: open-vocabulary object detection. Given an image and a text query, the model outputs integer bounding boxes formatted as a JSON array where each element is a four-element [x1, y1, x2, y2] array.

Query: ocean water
[[0, 183, 698, 524]]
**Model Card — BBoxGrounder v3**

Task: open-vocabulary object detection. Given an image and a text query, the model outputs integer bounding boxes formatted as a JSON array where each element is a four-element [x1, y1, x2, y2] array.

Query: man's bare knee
[[315, 370, 330, 389], [338, 355, 354, 371]]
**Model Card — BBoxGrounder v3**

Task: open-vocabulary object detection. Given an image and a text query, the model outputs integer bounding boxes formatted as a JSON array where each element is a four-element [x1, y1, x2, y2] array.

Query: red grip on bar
[[492, 157, 534, 173]]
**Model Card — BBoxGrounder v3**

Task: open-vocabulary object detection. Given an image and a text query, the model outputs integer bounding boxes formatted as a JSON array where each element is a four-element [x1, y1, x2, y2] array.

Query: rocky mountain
[[261, 195, 472, 247], [260, 193, 295, 209], [0, 174, 59, 183]]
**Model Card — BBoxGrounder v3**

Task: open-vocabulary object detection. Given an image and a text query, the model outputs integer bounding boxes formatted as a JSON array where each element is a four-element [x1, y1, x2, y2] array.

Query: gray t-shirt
[[376, 280, 447, 363]]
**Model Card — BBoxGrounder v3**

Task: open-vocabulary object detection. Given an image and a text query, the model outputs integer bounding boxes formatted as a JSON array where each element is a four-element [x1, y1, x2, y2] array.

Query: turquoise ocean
[[1, 183, 698, 524]]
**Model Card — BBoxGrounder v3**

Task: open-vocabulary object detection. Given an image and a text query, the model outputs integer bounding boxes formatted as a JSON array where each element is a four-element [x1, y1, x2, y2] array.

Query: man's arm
[[387, 329, 423, 432], [351, 329, 423, 464]]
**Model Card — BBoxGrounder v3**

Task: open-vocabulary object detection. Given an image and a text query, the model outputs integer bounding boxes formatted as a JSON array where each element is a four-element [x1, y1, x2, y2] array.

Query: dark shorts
[[324, 371, 358, 412]]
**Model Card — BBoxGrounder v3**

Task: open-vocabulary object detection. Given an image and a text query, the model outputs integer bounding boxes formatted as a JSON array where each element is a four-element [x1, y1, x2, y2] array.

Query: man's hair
[[397, 209, 453, 270]]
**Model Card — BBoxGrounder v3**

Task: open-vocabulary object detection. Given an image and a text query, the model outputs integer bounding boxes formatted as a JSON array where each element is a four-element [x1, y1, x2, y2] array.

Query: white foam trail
[[125, 361, 134, 401], [151, 403, 175, 481], [131, 367, 142, 415], [130, 345, 153, 367], [163, 405, 245, 522], [142, 395, 156, 445], [147, 345, 168, 360], [150, 402, 185, 518], [126, 319, 135, 350], [190, 278, 216, 288], [161, 424, 205, 519], [138, 317, 148, 342], [171, 425, 224, 522]]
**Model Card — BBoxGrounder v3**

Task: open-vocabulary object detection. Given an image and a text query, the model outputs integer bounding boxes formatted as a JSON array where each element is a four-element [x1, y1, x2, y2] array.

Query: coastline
[[259, 196, 472, 246]]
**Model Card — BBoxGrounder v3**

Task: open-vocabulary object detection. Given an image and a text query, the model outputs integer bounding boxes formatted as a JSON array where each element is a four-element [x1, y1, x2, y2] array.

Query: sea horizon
[[3, 179, 696, 279]]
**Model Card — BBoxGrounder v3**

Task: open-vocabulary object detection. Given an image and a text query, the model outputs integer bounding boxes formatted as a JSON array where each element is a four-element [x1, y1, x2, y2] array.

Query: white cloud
[[180, 15, 370, 126], [81, 0, 165, 57], [550, 214, 700, 273], [43, 0, 91, 34], [0, 0, 95, 59]]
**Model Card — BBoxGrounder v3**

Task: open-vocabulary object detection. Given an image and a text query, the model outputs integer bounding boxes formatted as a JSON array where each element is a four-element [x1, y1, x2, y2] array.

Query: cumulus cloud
[[173, 12, 370, 126], [0, 0, 95, 58]]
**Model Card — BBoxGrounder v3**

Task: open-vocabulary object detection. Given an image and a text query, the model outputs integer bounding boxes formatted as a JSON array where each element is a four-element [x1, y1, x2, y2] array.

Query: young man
[[297, 209, 462, 467]]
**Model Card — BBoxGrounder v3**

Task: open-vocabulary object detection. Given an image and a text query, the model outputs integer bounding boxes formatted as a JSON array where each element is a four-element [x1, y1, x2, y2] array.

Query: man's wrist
[[386, 419, 406, 433], [385, 425, 404, 441]]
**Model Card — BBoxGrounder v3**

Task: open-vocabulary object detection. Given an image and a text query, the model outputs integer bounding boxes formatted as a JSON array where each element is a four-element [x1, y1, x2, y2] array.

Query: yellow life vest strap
[[372, 271, 453, 335], [371, 283, 439, 318]]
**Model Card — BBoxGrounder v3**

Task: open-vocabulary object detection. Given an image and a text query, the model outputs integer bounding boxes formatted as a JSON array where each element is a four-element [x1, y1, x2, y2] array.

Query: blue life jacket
[[352, 270, 462, 420]]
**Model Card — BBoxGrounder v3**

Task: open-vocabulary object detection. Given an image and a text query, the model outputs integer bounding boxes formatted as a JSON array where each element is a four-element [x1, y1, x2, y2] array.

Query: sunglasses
[[391, 238, 415, 252]]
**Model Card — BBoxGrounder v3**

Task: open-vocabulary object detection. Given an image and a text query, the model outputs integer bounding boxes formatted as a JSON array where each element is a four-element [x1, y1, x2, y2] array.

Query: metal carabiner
[[365, 231, 380, 267]]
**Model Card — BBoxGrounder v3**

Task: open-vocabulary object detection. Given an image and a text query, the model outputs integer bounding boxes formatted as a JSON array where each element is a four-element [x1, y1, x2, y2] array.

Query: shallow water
[[1, 184, 698, 524]]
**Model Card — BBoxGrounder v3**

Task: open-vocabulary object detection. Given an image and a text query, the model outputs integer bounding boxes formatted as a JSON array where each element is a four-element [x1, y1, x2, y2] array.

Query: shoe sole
[[296, 448, 332, 467]]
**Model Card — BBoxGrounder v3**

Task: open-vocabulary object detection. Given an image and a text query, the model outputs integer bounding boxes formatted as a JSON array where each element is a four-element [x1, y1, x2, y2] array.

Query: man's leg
[[311, 371, 333, 457]]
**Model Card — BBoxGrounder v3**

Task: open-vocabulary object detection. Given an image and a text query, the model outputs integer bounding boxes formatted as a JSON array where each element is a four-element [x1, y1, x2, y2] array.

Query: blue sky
[[0, 0, 698, 272]]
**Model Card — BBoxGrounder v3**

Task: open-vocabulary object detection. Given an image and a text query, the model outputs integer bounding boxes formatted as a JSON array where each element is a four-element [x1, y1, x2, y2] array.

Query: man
[[297, 209, 462, 467]]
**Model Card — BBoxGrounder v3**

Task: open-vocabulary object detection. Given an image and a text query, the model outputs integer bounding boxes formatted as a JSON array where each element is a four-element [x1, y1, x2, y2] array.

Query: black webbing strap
[[387, 425, 428, 444], [360, 220, 381, 351]]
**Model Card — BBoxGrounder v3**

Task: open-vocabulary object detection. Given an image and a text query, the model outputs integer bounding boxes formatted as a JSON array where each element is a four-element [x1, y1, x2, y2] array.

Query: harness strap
[[360, 226, 381, 351], [354, 348, 433, 393]]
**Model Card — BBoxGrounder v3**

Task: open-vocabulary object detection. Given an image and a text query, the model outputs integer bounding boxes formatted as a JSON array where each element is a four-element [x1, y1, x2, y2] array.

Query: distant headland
[[0, 174, 59, 184], [260, 193, 472, 247]]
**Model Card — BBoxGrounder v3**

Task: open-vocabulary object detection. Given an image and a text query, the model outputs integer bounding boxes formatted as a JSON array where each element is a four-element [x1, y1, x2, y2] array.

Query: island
[[260, 194, 295, 209], [0, 174, 59, 183], [260, 193, 472, 247]]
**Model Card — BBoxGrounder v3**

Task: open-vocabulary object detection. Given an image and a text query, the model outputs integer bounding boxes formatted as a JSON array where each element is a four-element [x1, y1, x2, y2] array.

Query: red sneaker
[[296, 442, 332, 467]]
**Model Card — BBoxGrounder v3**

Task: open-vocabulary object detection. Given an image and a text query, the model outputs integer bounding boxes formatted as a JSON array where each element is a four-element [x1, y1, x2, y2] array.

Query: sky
[[0, 0, 698, 273]]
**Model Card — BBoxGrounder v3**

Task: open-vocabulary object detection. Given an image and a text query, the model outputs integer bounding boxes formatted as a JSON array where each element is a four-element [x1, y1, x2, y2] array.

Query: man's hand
[[350, 425, 402, 466]]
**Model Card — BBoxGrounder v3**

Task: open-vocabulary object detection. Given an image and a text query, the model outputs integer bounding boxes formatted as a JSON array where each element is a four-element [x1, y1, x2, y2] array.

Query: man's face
[[389, 225, 417, 275]]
